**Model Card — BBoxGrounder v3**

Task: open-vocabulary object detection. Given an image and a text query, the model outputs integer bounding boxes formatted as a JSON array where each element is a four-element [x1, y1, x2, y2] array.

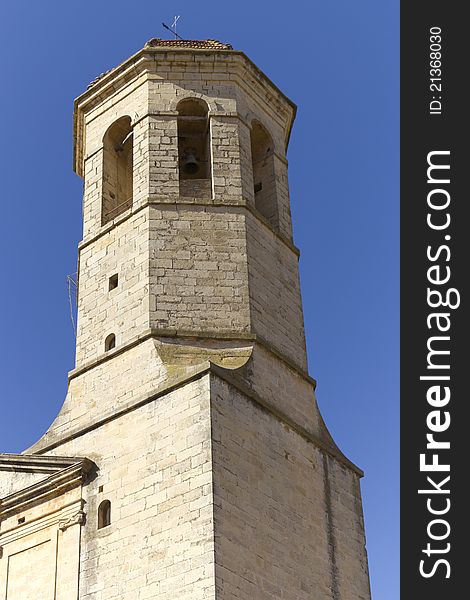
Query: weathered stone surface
[[0, 40, 371, 600]]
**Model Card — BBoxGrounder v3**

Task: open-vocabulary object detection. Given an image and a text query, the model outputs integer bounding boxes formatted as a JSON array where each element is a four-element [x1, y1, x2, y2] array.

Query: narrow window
[[108, 273, 119, 291], [104, 334, 116, 352], [177, 99, 211, 198], [102, 116, 133, 225], [98, 500, 111, 529], [250, 121, 279, 229]]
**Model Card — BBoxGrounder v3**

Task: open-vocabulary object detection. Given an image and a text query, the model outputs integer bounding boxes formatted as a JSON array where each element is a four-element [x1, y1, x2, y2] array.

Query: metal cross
[[171, 16, 180, 39]]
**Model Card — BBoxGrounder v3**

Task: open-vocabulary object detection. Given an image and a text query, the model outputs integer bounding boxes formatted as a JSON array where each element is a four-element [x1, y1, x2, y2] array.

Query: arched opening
[[104, 333, 116, 352], [98, 500, 111, 529], [102, 116, 133, 225], [250, 121, 279, 229], [177, 99, 211, 198]]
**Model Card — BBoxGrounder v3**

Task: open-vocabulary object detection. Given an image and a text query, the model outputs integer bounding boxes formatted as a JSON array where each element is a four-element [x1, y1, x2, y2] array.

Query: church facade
[[0, 39, 371, 600]]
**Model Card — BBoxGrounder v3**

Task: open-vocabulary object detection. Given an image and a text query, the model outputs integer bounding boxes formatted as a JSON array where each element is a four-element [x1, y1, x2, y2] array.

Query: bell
[[182, 151, 199, 175]]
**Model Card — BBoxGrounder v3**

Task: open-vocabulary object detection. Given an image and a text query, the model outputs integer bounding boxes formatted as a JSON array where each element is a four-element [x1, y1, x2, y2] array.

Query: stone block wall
[[76, 209, 150, 366], [179, 178, 212, 198], [149, 205, 251, 335], [0, 44, 371, 600], [326, 457, 371, 600], [210, 373, 370, 600], [245, 212, 307, 371], [80, 73, 149, 240], [75, 51, 303, 374], [148, 114, 179, 198], [46, 375, 215, 600], [8, 365, 368, 600], [0, 485, 84, 600]]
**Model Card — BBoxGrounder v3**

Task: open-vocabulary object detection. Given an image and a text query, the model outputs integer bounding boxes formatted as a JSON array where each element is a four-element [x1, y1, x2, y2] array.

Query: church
[[0, 38, 371, 600]]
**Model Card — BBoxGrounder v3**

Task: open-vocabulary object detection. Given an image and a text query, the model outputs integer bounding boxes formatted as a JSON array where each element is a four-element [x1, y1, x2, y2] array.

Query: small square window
[[109, 274, 118, 291]]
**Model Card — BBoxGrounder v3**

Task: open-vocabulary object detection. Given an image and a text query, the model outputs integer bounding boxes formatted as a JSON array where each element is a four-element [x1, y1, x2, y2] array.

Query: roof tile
[[145, 38, 233, 50]]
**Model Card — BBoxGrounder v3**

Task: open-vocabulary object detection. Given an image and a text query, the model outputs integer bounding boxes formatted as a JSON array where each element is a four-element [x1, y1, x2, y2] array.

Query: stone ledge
[[0, 454, 90, 475], [68, 328, 312, 388], [77, 196, 300, 256], [0, 456, 94, 518], [68, 328, 256, 382]]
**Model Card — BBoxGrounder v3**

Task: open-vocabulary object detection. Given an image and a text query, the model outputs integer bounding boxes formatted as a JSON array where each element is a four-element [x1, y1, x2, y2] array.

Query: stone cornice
[[0, 456, 94, 518], [67, 329, 312, 388], [76, 197, 300, 257], [0, 454, 88, 474], [68, 329, 256, 381]]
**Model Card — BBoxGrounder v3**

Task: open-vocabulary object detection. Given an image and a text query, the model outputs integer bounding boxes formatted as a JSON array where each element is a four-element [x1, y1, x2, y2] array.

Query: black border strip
[[401, 4, 467, 597]]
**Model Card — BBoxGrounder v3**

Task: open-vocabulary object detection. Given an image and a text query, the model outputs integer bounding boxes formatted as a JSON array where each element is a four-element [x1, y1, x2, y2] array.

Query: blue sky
[[0, 1, 398, 598]]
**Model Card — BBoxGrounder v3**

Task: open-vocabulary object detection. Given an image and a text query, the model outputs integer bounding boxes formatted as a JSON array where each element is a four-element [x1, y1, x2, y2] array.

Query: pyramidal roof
[[145, 38, 233, 50], [87, 39, 233, 89]]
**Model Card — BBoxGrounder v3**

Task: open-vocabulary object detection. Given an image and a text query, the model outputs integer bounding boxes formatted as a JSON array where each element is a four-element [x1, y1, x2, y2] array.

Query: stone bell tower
[[0, 39, 371, 600]]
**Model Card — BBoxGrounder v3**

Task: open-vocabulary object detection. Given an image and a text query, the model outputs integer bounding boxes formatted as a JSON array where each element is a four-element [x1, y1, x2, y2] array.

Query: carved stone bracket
[[58, 510, 86, 532]]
